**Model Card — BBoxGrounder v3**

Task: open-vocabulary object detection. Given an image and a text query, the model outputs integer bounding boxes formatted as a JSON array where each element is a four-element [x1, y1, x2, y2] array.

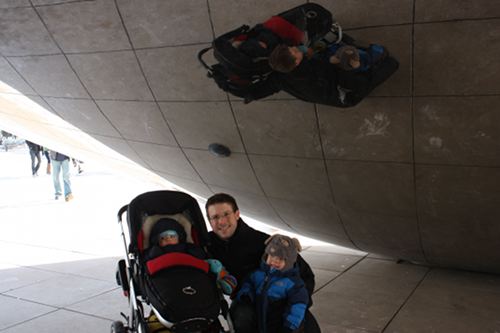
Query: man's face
[[207, 203, 239, 241], [288, 46, 303, 65]]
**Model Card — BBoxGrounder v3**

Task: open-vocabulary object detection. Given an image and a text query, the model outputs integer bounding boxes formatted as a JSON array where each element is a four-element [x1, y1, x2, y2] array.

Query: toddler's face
[[266, 254, 286, 270], [159, 235, 179, 247]]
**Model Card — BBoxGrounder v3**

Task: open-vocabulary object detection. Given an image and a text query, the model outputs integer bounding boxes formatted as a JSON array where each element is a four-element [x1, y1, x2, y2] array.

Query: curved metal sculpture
[[0, 1, 499, 274]]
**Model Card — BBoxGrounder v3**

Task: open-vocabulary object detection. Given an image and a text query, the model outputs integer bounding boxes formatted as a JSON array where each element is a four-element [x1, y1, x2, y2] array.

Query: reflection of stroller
[[198, 2, 340, 99], [199, 2, 398, 107], [112, 191, 232, 333]]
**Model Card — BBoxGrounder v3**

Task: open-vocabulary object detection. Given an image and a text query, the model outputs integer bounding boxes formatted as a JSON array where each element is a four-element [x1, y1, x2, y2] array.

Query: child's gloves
[[312, 40, 327, 53], [206, 259, 224, 276], [217, 273, 237, 295], [206, 259, 237, 295]]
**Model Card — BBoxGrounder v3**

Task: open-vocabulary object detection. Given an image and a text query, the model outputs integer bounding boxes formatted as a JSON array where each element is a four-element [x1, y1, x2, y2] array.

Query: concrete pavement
[[1, 146, 500, 332]]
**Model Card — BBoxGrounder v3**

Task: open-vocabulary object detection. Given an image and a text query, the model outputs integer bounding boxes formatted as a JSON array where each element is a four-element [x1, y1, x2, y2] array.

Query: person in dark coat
[[26, 140, 41, 176], [205, 193, 320, 333]]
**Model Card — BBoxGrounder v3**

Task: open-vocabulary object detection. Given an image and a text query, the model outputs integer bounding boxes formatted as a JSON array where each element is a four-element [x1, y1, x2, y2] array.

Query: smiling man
[[205, 193, 321, 333], [205, 193, 320, 332], [205, 193, 315, 293]]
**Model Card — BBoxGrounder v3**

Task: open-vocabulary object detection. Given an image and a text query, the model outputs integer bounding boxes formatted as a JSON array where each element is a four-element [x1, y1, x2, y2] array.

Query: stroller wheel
[[111, 321, 127, 333]]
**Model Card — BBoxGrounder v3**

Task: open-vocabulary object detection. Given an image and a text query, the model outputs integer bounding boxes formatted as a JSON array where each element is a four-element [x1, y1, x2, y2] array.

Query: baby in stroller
[[146, 217, 237, 296], [143, 216, 236, 332]]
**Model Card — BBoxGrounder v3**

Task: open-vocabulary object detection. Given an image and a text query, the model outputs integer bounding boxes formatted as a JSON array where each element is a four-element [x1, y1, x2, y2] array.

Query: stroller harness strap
[[147, 252, 209, 275]]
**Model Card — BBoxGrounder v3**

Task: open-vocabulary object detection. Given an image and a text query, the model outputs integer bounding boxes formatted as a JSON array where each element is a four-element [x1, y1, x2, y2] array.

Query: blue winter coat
[[237, 261, 308, 333]]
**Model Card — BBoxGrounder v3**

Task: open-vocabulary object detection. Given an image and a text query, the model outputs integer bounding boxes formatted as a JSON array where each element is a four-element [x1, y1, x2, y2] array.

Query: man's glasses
[[209, 211, 234, 222]]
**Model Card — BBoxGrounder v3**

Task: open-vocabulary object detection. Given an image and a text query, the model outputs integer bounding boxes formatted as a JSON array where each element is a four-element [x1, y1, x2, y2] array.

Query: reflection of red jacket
[[234, 16, 305, 46], [262, 16, 305, 45]]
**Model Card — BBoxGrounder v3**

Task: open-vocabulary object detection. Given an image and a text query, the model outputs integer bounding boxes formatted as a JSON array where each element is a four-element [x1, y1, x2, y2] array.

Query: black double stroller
[[113, 191, 232, 333], [198, 2, 398, 106]]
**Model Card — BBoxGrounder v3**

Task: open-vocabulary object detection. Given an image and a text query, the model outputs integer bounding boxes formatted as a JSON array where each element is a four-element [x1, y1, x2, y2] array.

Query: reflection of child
[[236, 234, 308, 333], [269, 42, 387, 73], [147, 218, 237, 295], [326, 43, 387, 72]]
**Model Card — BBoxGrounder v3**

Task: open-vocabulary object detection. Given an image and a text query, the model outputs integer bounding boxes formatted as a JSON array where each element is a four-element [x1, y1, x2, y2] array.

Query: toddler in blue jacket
[[236, 234, 309, 333]]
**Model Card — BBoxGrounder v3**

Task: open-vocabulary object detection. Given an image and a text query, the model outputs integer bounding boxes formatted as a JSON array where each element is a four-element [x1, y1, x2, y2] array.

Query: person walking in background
[[42, 147, 51, 175], [26, 140, 41, 176], [50, 150, 73, 201], [72, 158, 84, 174]]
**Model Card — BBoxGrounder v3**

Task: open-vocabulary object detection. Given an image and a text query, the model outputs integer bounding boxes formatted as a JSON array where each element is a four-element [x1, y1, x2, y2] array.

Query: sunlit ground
[[0, 145, 330, 270], [0, 145, 164, 268]]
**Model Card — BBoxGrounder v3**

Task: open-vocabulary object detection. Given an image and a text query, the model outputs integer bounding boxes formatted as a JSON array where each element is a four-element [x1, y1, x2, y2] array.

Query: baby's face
[[159, 235, 179, 247], [266, 254, 286, 270]]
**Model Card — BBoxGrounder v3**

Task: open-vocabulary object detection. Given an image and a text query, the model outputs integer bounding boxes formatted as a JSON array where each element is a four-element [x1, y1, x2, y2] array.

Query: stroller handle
[[117, 204, 128, 224], [198, 24, 251, 72], [197, 47, 213, 71]]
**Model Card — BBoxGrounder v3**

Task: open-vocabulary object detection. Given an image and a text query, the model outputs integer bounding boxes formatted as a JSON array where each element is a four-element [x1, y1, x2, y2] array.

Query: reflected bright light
[[0, 80, 333, 272]]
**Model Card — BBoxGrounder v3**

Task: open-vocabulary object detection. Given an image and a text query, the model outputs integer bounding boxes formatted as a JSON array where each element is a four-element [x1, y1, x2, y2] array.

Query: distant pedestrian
[[72, 158, 83, 174], [50, 151, 73, 201], [42, 147, 51, 175], [26, 140, 41, 176]]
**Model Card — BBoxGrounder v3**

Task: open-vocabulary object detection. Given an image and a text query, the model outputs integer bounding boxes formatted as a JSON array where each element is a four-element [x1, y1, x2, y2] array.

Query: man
[[205, 193, 320, 332], [50, 150, 73, 202]]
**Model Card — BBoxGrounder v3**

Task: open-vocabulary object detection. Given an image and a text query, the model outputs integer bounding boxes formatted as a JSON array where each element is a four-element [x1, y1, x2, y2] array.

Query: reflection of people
[[26, 141, 41, 176], [244, 43, 398, 108], [235, 234, 308, 333], [147, 218, 237, 295], [205, 193, 320, 332], [271, 43, 387, 74], [50, 151, 73, 201], [72, 158, 83, 174]]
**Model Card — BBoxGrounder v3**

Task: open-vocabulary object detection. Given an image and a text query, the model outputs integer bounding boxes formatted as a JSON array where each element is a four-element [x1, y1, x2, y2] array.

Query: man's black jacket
[[207, 219, 315, 305], [26, 141, 41, 153]]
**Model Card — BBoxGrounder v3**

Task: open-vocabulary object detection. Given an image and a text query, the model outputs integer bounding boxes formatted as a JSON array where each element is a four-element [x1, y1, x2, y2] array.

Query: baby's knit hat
[[158, 230, 178, 240], [150, 218, 186, 245], [264, 234, 302, 271]]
